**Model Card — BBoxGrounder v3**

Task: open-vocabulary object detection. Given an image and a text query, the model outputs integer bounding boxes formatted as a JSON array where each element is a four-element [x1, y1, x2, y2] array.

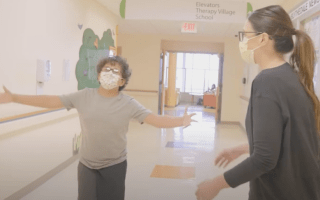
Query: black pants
[[78, 160, 127, 200]]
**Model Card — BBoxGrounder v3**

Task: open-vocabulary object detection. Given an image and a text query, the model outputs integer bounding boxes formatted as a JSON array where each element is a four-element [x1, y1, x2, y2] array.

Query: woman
[[0, 56, 197, 200], [196, 5, 320, 200]]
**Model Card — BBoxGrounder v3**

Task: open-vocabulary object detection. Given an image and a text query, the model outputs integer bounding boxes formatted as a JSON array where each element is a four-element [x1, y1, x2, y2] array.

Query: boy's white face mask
[[100, 71, 121, 90], [239, 35, 262, 65]]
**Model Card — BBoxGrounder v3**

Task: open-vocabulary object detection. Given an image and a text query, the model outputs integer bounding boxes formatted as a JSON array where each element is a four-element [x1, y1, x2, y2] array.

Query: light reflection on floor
[[165, 105, 217, 152]]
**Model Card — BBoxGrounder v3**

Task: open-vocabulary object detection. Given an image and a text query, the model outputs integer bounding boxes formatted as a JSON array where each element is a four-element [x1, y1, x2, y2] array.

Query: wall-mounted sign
[[125, 0, 246, 23], [181, 22, 197, 33], [290, 0, 320, 20]]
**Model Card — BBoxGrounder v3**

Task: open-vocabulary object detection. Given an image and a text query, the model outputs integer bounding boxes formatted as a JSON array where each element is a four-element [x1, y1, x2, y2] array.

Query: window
[[176, 53, 219, 93], [164, 53, 219, 93], [176, 53, 184, 91]]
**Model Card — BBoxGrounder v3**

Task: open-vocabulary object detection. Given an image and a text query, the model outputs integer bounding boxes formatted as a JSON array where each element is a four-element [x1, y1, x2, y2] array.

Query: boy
[[0, 56, 196, 200]]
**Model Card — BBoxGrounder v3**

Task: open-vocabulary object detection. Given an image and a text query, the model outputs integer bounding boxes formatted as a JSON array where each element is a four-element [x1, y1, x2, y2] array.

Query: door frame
[[158, 52, 164, 115], [159, 51, 167, 115], [216, 54, 224, 123]]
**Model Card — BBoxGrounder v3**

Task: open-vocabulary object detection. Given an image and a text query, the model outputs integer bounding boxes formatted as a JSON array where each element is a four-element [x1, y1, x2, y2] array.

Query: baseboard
[[219, 121, 240, 125]]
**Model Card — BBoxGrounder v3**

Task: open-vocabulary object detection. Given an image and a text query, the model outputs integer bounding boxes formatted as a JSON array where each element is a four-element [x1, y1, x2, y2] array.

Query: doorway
[[159, 52, 224, 121]]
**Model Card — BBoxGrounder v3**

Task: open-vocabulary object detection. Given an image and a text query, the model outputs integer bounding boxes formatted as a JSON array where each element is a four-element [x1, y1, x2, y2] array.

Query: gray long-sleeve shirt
[[224, 63, 320, 200]]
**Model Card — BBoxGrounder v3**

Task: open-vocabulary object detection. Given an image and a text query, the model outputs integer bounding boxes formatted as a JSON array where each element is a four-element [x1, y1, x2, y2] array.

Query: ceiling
[[96, 0, 287, 37]]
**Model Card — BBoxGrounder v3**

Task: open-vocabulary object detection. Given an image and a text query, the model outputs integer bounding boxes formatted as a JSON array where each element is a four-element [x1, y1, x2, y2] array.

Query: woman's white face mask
[[100, 71, 121, 90], [239, 35, 262, 65]]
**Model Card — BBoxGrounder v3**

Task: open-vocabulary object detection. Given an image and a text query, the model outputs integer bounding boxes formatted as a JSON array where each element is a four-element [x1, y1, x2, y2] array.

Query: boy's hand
[[0, 86, 13, 104], [182, 106, 197, 128]]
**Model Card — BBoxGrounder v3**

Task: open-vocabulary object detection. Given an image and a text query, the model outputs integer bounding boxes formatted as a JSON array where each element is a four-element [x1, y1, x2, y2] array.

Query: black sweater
[[224, 63, 320, 200]]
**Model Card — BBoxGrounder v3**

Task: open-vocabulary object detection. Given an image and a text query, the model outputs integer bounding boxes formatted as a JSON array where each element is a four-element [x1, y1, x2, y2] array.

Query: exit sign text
[[181, 22, 197, 33]]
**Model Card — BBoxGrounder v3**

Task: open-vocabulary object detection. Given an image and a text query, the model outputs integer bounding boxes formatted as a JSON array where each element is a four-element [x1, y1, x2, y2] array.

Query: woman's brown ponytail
[[290, 30, 320, 135]]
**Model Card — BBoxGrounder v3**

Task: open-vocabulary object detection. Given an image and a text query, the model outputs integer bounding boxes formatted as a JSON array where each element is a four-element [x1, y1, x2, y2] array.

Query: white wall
[[0, 0, 119, 199], [239, 63, 260, 129], [220, 38, 244, 122], [118, 34, 162, 92], [0, 0, 119, 117], [281, 0, 305, 12]]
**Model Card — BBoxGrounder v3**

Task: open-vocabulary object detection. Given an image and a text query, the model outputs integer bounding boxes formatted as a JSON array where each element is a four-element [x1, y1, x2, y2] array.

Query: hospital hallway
[[1, 102, 249, 200], [1, 0, 310, 199]]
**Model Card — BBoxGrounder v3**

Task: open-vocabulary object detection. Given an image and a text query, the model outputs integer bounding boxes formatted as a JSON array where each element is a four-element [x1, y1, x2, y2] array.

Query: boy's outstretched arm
[[144, 106, 197, 128], [0, 86, 63, 109]]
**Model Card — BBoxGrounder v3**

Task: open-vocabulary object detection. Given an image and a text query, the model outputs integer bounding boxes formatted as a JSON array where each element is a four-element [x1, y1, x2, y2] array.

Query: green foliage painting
[[76, 28, 114, 90]]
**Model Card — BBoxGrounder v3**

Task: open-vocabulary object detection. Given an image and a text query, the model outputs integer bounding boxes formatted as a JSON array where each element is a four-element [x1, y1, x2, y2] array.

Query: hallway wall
[[0, 0, 119, 118], [0, 0, 120, 199], [281, 0, 306, 11]]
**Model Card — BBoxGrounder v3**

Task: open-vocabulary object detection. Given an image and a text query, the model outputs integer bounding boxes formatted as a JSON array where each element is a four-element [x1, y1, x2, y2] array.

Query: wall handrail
[[124, 89, 158, 93], [0, 108, 65, 124]]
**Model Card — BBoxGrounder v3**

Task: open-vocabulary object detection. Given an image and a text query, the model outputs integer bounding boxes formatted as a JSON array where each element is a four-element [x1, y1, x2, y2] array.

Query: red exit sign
[[181, 22, 197, 33]]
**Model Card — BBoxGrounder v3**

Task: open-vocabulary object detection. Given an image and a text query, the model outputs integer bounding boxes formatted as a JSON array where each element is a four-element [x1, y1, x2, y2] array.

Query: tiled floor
[[21, 104, 250, 200], [150, 165, 195, 180]]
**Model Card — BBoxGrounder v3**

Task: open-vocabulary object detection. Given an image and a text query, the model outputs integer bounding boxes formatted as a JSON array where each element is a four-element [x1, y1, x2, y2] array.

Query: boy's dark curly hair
[[96, 56, 132, 91]]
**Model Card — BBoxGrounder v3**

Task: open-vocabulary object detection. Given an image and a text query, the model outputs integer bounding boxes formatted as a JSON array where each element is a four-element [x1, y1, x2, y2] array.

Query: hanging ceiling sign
[[125, 0, 246, 23]]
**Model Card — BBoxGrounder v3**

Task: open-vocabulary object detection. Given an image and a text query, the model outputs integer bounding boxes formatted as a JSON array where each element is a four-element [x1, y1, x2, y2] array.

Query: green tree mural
[[76, 28, 114, 90]]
